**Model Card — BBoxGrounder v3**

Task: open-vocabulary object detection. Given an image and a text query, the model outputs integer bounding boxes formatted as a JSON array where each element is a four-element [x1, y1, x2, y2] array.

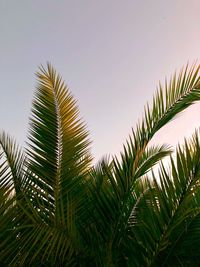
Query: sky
[[0, 0, 200, 163]]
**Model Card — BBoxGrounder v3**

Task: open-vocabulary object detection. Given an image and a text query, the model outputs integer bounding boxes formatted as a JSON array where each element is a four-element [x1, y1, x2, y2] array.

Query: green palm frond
[[6, 64, 92, 264], [121, 63, 200, 177], [0, 131, 25, 196], [26, 63, 92, 208], [0, 132, 26, 264], [27, 63, 92, 192]]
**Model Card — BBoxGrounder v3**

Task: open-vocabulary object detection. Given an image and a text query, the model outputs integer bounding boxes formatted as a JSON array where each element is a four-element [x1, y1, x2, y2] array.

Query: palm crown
[[0, 63, 200, 266]]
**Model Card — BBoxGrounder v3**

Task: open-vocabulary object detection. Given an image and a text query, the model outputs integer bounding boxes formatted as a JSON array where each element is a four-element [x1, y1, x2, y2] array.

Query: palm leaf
[[0, 132, 26, 264], [8, 64, 92, 264], [0, 131, 25, 196]]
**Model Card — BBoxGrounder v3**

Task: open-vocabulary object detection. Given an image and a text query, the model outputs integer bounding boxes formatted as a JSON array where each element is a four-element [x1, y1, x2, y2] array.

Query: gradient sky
[[0, 0, 200, 163]]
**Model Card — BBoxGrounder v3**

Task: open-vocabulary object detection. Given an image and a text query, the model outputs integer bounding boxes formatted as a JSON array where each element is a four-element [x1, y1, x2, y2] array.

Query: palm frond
[[0, 131, 25, 196], [10, 64, 92, 264], [26, 63, 92, 210], [121, 63, 200, 177], [0, 132, 28, 265]]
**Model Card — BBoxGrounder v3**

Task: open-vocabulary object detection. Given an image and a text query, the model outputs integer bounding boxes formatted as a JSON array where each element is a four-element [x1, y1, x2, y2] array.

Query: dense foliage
[[0, 64, 200, 266]]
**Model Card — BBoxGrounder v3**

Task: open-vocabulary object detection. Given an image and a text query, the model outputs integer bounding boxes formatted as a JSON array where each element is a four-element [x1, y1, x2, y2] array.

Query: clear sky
[[0, 0, 200, 163]]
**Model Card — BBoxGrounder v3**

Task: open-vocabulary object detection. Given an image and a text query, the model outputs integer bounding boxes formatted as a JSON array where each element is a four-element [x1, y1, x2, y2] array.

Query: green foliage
[[0, 63, 200, 266]]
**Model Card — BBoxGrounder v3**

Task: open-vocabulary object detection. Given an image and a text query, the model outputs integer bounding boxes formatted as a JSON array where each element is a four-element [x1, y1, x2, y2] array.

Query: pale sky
[[0, 0, 200, 163]]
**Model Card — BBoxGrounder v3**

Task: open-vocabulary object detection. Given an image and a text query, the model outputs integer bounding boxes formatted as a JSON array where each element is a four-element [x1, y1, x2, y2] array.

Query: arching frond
[[7, 64, 92, 264], [0, 131, 25, 195], [0, 132, 26, 264], [121, 63, 200, 179]]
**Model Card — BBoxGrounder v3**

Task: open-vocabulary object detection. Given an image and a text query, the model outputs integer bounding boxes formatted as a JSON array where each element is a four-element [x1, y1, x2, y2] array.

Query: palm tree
[[0, 63, 200, 266]]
